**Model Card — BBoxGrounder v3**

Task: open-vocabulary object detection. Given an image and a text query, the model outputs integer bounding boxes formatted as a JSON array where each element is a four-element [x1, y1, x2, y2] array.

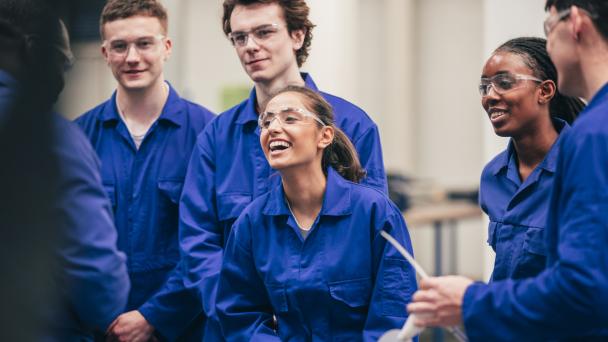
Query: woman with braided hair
[[478, 37, 585, 281]]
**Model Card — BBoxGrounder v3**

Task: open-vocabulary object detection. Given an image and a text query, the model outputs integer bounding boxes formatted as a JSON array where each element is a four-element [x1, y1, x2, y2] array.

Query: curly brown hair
[[222, 0, 315, 67], [100, 0, 168, 39]]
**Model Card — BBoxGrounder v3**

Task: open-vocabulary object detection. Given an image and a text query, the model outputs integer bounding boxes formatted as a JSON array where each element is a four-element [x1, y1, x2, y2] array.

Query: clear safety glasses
[[228, 23, 281, 47], [478, 73, 543, 97], [103, 35, 165, 58], [258, 107, 326, 130]]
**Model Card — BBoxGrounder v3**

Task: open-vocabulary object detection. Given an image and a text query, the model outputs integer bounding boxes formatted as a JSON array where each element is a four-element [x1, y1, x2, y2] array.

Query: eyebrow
[[108, 35, 159, 42], [232, 24, 275, 33], [480, 71, 510, 79]]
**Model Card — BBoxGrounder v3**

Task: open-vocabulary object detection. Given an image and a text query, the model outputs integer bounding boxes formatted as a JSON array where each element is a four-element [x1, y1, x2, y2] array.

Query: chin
[[121, 79, 152, 91], [268, 159, 288, 170], [491, 121, 511, 137], [247, 67, 275, 83], [492, 127, 513, 138]]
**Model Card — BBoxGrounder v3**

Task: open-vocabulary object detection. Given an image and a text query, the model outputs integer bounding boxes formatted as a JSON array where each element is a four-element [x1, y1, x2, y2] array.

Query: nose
[[267, 117, 283, 133], [482, 85, 500, 108], [482, 84, 501, 99], [125, 43, 141, 63], [244, 34, 260, 51]]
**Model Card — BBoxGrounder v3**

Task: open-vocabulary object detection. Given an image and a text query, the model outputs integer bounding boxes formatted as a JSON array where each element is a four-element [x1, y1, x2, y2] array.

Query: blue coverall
[[463, 84, 608, 341], [217, 168, 416, 341], [76, 84, 215, 340]]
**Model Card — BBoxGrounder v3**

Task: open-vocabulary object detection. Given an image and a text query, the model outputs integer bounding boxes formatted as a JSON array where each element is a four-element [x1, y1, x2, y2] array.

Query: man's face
[[101, 15, 171, 92], [546, 6, 581, 97], [229, 3, 304, 84]]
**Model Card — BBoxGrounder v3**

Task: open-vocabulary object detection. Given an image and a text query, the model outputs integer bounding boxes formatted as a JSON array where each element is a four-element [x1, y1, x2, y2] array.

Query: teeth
[[490, 111, 507, 120], [269, 141, 291, 151]]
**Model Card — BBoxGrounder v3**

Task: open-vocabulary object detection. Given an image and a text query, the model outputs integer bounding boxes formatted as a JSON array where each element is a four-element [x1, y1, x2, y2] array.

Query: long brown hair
[[264, 85, 366, 183]]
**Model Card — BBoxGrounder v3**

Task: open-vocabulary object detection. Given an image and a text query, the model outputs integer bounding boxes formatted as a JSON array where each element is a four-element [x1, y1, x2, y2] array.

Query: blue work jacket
[[216, 168, 416, 341], [463, 84, 608, 341], [76, 84, 215, 340], [480, 119, 569, 281], [178, 73, 388, 335]]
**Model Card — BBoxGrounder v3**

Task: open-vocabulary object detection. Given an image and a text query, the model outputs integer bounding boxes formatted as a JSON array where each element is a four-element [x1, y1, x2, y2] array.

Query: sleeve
[[54, 119, 130, 332], [177, 125, 226, 335], [353, 124, 389, 194], [216, 215, 281, 341], [462, 131, 608, 341], [136, 128, 217, 340], [363, 207, 418, 341], [137, 264, 202, 341]]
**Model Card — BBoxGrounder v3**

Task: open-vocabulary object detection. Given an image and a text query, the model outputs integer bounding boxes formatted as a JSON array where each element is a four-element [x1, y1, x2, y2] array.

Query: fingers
[[419, 277, 442, 290], [106, 316, 120, 334], [412, 289, 438, 302]]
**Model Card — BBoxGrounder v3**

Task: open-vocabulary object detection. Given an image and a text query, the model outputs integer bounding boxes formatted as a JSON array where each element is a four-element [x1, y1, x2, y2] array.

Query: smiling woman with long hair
[[216, 85, 417, 340]]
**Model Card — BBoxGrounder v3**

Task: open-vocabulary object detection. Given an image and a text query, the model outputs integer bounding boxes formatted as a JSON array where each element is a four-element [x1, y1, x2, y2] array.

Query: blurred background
[[57, 0, 548, 282]]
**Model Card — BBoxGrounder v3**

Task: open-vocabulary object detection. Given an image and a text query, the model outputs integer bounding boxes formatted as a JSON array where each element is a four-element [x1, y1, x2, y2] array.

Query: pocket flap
[[217, 193, 252, 221], [157, 180, 183, 204], [524, 227, 547, 256], [328, 277, 371, 308]]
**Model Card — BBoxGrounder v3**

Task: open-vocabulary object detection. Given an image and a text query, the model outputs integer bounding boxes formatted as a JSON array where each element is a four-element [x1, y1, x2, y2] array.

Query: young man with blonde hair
[[76, 0, 215, 340]]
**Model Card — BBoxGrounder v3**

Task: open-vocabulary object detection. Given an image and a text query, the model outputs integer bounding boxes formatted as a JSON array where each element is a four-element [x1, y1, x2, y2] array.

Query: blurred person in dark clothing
[[0, 0, 130, 340]]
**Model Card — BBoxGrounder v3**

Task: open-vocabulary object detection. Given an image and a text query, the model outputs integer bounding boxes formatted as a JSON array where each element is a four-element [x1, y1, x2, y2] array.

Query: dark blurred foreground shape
[[0, 1, 61, 340], [0, 1, 129, 340]]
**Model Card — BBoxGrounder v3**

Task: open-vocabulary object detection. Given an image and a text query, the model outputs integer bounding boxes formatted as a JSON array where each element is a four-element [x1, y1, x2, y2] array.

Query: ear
[[570, 6, 585, 41], [318, 125, 334, 149], [162, 37, 173, 61], [290, 28, 305, 50], [538, 80, 556, 104], [101, 44, 110, 64]]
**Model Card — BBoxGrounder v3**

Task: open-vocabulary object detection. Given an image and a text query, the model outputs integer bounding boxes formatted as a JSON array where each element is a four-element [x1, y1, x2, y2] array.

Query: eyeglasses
[[228, 24, 281, 47], [479, 73, 543, 97], [259, 107, 326, 130], [543, 9, 571, 36], [544, 7, 599, 36], [103, 35, 165, 57]]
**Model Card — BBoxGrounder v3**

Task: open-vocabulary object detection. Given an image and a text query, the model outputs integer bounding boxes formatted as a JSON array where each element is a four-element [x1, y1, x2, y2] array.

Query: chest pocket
[[328, 277, 371, 308], [156, 180, 183, 243], [523, 227, 547, 256], [217, 193, 252, 221], [157, 180, 183, 204]]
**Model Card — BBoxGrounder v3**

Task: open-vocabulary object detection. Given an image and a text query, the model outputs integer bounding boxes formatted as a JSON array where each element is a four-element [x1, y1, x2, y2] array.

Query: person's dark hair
[[494, 37, 585, 125], [100, 0, 169, 39], [545, 0, 608, 40], [222, 0, 315, 67], [264, 85, 366, 183], [0, 0, 66, 104]]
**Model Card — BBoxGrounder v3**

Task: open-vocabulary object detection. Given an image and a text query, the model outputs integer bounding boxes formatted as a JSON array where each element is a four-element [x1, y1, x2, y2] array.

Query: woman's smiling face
[[481, 51, 546, 138], [260, 91, 329, 171]]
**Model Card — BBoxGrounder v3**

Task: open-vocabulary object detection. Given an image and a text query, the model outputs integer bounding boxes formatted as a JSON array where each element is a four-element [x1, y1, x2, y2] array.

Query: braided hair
[[495, 37, 585, 125]]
